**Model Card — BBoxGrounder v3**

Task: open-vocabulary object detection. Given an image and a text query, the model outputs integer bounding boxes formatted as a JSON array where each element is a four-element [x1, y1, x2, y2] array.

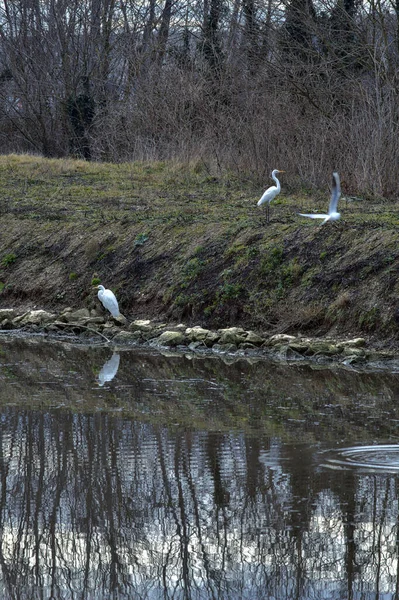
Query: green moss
[[258, 245, 284, 276], [1, 253, 16, 267], [181, 257, 206, 286], [217, 282, 243, 302]]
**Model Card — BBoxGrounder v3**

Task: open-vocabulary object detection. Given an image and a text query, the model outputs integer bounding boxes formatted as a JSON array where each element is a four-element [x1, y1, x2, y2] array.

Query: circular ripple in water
[[321, 445, 399, 473]]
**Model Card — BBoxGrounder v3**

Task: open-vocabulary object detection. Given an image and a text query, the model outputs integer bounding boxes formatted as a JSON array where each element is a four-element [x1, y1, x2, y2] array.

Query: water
[[1, 336, 399, 599]]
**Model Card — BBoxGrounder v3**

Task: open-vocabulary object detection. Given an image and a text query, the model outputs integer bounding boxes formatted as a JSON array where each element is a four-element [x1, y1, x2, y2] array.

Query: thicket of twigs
[[0, 0, 397, 196]]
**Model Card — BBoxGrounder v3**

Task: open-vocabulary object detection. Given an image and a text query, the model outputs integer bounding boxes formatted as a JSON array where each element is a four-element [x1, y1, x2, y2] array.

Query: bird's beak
[[278, 170, 286, 173]]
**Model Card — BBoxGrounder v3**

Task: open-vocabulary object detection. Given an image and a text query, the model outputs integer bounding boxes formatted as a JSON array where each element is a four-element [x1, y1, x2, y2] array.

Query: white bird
[[97, 352, 120, 386], [299, 172, 341, 225], [257, 169, 285, 223], [97, 284, 120, 317]]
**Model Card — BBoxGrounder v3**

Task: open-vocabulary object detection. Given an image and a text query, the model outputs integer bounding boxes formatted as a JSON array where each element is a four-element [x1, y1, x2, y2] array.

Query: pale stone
[[244, 331, 265, 345], [305, 341, 341, 356], [337, 338, 366, 349], [218, 327, 245, 335], [81, 317, 105, 325], [129, 319, 153, 332], [288, 341, 310, 353], [268, 334, 296, 345], [204, 331, 220, 346], [112, 331, 141, 344], [342, 347, 366, 357], [0, 318, 15, 330], [112, 314, 127, 326], [0, 309, 19, 320], [218, 327, 246, 345], [64, 308, 91, 322], [20, 310, 56, 325], [156, 331, 186, 347], [185, 326, 210, 341]]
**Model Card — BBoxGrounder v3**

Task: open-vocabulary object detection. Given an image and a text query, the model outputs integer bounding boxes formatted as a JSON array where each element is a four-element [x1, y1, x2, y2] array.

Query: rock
[[0, 318, 15, 330], [129, 319, 154, 332], [101, 324, 120, 337], [287, 341, 310, 354], [64, 308, 91, 322], [155, 331, 186, 347], [185, 326, 210, 341], [112, 314, 127, 326], [112, 331, 141, 344], [0, 309, 19, 321], [141, 330, 160, 341], [81, 317, 105, 325], [204, 331, 220, 346], [337, 338, 366, 349], [218, 327, 246, 345], [304, 341, 341, 356], [19, 310, 56, 325], [268, 334, 296, 346], [342, 347, 366, 357], [244, 331, 265, 345]]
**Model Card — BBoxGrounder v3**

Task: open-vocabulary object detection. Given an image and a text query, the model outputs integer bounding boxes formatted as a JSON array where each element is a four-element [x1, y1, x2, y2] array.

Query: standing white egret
[[299, 172, 341, 225], [97, 284, 120, 317], [257, 169, 285, 223]]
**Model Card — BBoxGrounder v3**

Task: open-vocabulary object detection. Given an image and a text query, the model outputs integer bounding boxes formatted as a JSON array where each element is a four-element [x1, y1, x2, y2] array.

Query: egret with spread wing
[[97, 284, 120, 317], [257, 169, 285, 223], [299, 172, 341, 225]]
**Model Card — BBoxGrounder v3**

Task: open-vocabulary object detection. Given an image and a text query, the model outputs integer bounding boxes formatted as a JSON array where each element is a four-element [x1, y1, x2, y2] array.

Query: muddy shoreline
[[2, 306, 399, 371]]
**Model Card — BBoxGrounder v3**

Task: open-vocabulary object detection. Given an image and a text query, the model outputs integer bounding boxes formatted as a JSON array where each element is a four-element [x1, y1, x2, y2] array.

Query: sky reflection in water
[[0, 337, 399, 599]]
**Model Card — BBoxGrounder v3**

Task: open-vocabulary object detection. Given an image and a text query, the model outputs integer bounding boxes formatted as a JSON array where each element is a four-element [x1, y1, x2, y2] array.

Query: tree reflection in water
[[0, 411, 397, 598], [0, 339, 398, 598]]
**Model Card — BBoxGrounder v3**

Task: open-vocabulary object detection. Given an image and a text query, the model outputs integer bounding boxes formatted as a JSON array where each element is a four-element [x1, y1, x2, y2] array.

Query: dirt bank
[[0, 154, 398, 349]]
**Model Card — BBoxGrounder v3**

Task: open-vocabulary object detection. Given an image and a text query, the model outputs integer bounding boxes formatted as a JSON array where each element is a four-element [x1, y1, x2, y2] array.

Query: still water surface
[[1, 336, 399, 599]]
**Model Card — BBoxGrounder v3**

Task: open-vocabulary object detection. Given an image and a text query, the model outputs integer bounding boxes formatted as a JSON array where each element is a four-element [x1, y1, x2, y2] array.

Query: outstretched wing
[[328, 172, 341, 214], [298, 213, 329, 219]]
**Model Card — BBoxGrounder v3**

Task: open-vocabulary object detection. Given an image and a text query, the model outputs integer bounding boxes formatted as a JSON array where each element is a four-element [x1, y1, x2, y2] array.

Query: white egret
[[299, 172, 341, 225], [257, 169, 285, 223], [97, 284, 120, 317]]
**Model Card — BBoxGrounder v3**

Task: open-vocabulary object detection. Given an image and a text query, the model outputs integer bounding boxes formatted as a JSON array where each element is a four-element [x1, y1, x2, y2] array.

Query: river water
[[1, 336, 399, 599]]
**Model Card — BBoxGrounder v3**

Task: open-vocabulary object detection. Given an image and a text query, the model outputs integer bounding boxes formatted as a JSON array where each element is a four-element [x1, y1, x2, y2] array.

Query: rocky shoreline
[[1, 307, 398, 370]]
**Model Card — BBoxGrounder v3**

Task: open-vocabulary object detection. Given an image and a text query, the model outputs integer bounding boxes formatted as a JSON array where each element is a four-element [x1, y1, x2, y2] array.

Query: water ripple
[[321, 444, 399, 473]]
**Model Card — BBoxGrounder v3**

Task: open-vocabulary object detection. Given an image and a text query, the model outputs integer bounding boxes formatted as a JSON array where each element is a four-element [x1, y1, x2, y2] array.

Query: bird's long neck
[[272, 173, 281, 192]]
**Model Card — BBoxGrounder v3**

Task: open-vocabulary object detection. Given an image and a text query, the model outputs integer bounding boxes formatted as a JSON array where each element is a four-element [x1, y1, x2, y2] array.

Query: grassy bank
[[0, 154, 398, 345]]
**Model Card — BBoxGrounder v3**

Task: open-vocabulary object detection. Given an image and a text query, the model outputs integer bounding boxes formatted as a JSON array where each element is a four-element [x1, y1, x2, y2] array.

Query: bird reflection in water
[[97, 352, 120, 386]]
